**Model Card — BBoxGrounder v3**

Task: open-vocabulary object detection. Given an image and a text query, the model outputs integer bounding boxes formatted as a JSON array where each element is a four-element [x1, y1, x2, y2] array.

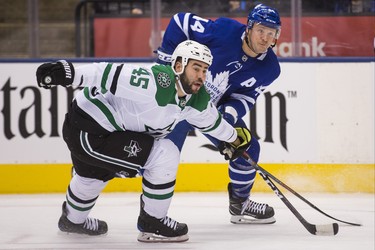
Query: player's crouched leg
[[58, 175, 109, 236], [58, 201, 108, 236], [137, 139, 188, 242]]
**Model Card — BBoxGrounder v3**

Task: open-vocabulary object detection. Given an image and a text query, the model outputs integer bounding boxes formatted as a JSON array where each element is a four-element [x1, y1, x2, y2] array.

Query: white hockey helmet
[[171, 40, 213, 75]]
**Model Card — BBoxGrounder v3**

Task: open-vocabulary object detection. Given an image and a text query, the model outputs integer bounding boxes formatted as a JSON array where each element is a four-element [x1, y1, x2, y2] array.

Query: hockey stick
[[242, 152, 361, 227], [242, 152, 339, 236]]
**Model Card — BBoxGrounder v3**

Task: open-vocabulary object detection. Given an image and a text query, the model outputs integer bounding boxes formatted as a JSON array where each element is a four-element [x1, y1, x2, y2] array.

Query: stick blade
[[314, 223, 339, 236]]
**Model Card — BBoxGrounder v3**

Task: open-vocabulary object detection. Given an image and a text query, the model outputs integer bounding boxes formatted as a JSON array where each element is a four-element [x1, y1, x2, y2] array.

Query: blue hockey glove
[[218, 127, 251, 161]]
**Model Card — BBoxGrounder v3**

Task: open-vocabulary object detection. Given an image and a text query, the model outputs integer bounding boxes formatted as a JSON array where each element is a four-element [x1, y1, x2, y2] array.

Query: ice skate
[[58, 201, 108, 236], [228, 183, 276, 224], [137, 196, 189, 242]]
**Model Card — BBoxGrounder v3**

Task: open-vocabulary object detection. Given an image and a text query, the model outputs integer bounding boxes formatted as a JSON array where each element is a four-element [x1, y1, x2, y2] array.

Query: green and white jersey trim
[[72, 62, 237, 142]]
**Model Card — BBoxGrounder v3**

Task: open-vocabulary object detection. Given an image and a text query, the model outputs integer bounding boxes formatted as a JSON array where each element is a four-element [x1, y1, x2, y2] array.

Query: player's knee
[[142, 139, 180, 183], [158, 139, 180, 170]]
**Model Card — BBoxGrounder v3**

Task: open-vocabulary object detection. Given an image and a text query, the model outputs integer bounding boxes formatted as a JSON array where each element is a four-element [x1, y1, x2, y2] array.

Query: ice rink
[[0, 192, 373, 250]]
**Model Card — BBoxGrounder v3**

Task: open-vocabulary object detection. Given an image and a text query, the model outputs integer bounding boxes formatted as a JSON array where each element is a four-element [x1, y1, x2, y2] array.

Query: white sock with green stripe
[[141, 193, 172, 219], [65, 174, 108, 224]]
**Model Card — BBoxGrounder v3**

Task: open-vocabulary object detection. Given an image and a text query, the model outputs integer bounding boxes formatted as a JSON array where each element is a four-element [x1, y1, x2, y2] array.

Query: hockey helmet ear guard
[[247, 4, 281, 39], [171, 40, 213, 75]]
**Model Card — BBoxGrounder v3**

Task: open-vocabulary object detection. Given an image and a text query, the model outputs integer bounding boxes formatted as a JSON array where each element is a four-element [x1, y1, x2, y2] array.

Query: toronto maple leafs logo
[[205, 70, 230, 105], [123, 140, 142, 157]]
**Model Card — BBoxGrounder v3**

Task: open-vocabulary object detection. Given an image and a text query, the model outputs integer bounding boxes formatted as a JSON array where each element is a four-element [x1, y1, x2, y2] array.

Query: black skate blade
[[137, 232, 189, 243], [57, 230, 108, 237]]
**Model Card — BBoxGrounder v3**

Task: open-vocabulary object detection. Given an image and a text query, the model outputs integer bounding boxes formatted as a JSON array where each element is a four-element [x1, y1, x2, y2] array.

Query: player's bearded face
[[179, 61, 207, 94], [180, 71, 200, 94]]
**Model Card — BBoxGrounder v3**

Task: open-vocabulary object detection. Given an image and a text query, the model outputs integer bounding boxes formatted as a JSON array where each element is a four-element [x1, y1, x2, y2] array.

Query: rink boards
[[0, 58, 374, 193], [0, 163, 373, 193]]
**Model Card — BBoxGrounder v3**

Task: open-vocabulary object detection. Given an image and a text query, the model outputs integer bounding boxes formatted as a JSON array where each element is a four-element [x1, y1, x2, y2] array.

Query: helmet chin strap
[[173, 63, 189, 97], [175, 75, 188, 96]]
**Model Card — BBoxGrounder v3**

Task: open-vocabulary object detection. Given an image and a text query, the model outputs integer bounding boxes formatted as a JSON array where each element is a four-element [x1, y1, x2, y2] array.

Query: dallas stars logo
[[145, 123, 174, 138], [123, 140, 142, 157], [157, 72, 171, 88]]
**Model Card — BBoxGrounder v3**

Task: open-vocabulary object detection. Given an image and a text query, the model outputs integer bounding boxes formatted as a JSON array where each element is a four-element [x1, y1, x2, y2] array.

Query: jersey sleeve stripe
[[173, 13, 190, 39], [173, 14, 183, 32], [230, 93, 255, 105], [100, 63, 113, 93], [182, 13, 191, 39], [83, 87, 124, 131], [200, 112, 222, 133], [110, 64, 124, 95], [230, 93, 253, 114]]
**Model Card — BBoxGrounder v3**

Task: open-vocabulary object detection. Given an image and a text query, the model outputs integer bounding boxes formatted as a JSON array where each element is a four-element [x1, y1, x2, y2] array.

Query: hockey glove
[[155, 47, 172, 65], [36, 60, 74, 89], [218, 127, 251, 161]]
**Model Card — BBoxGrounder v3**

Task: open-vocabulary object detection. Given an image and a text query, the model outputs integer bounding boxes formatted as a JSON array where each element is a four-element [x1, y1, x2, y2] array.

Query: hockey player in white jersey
[[36, 40, 251, 242]]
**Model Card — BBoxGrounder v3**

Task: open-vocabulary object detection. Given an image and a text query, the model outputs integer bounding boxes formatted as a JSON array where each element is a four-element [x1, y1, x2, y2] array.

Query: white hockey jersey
[[71, 62, 237, 143]]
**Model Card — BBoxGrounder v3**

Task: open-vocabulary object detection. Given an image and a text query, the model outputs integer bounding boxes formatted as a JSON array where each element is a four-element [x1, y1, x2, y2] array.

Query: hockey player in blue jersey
[[156, 4, 282, 224]]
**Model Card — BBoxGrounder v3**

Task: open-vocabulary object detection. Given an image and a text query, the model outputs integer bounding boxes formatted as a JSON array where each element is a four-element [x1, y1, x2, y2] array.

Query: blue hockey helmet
[[247, 4, 281, 39]]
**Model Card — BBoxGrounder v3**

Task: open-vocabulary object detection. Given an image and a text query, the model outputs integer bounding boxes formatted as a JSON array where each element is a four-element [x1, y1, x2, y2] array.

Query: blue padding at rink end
[[278, 57, 375, 63], [0, 57, 374, 63], [0, 57, 156, 63]]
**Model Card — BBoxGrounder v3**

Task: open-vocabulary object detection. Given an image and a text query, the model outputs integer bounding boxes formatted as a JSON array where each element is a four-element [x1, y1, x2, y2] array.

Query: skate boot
[[58, 201, 108, 236], [228, 183, 276, 224], [137, 196, 189, 242]]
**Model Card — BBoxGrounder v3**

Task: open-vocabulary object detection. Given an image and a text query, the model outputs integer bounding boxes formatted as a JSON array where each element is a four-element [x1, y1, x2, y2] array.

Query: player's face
[[247, 23, 277, 54], [179, 59, 208, 94]]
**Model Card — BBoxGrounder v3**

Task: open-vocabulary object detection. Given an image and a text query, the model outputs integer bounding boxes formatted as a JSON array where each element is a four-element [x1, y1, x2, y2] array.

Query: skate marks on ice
[[0, 193, 373, 250]]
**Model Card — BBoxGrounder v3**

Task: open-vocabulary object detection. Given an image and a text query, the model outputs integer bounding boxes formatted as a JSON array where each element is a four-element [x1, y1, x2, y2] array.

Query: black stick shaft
[[242, 152, 361, 227], [257, 168, 322, 235]]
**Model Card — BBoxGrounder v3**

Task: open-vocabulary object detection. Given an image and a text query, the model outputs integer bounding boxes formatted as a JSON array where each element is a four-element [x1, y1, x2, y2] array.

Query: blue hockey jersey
[[157, 12, 281, 123]]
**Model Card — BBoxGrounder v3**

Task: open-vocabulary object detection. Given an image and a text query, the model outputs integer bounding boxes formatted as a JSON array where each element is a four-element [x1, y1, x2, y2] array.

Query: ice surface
[[0, 192, 373, 250]]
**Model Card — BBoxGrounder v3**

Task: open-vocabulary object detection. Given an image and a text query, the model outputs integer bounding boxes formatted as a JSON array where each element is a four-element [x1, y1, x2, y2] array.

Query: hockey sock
[[141, 178, 175, 218], [229, 162, 256, 199], [65, 174, 108, 224]]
